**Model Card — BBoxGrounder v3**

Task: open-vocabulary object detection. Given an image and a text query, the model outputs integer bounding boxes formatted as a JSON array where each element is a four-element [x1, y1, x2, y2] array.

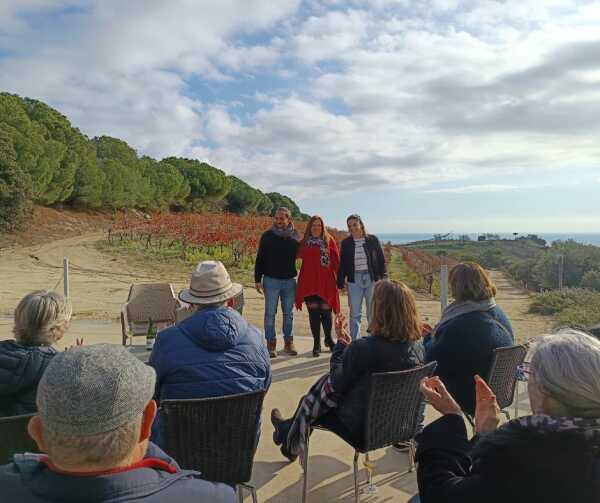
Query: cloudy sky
[[1, 0, 599, 233]]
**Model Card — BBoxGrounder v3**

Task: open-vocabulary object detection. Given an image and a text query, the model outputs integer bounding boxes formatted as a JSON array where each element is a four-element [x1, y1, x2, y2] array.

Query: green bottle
[[146, 318, 157, 351]]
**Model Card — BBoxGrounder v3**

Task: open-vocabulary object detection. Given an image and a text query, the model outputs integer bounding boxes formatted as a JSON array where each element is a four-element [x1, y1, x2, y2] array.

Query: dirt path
[[0, 234, 554, 344]]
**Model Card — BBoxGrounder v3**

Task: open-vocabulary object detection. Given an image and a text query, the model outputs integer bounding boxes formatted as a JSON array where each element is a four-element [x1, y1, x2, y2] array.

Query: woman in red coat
[[295, 215, 341, 356]]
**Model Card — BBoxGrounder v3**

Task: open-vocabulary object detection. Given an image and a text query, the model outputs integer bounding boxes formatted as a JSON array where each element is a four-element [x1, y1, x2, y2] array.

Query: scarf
[[284, 373, 340, 466], [431, 298, 497, 337], [271, 223, 300, 241], [306, 236, 329, 267], [516, 414, 600, 442]]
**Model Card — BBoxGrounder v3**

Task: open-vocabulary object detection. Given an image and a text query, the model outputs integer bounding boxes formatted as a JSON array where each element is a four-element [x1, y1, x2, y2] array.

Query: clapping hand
[[64, 337, 84, 351], [334, 313, 351, 346], [474, 375, 501, 435], [420, 376, 462, 416]]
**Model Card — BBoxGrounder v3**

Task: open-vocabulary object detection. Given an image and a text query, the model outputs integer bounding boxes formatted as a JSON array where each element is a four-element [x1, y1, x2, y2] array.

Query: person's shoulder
[[165, 475, 236, 501]]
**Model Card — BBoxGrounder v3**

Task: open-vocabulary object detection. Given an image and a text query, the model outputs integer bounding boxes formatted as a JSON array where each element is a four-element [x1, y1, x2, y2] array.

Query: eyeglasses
[[516, 362, 532, 382]]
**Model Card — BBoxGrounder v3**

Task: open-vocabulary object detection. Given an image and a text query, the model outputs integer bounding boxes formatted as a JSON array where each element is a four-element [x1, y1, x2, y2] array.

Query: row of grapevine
[[108, 212, 347, 264], [396, 246, 460, 278]]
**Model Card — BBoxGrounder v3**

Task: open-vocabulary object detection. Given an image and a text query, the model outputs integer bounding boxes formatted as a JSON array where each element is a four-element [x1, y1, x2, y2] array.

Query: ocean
[[378, 233, 600, 246]]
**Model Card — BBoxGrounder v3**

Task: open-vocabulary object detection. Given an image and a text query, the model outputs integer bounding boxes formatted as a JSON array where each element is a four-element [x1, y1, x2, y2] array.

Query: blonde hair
[[369, 280, 422, 342], [449, 262, 497, 302], [13, 290, 72, 346]]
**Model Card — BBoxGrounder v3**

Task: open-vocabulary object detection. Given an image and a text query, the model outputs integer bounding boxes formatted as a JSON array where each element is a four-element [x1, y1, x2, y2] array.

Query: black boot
[[321, 309, 334, 351], [312, 337, 321, 357]]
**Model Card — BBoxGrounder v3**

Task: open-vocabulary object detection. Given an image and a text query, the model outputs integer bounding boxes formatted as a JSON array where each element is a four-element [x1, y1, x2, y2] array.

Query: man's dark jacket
[[0, 341, 56, 417], [415, 414, 600, 503], [337, 235, 387, 288], [0, 442, 235, 502], [254, 229, 299, 283]]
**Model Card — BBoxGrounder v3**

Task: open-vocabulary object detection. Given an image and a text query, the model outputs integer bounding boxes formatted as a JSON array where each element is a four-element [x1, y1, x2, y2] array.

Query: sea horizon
[[378, 232, 600, 246]]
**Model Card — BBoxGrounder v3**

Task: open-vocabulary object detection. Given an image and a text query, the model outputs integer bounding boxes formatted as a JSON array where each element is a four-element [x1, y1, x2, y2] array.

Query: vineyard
[[108, 212, 347, 266], [396, 246, 460, 293]]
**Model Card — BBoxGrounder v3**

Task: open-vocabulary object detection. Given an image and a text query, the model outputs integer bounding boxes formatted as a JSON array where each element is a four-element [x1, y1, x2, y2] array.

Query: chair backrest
[[0, 413, 38, 465], [121, 283, 180, 340], [161, 390, 265, 484], [363, 361, 437, 451], [487, 344, 528, 410], [231, 289, 245, 315]]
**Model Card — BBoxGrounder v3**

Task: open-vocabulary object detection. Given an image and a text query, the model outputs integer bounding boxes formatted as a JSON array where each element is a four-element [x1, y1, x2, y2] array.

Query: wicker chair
[[121, 283, 180, 345], [487, 344, 528, 419], [0, 413, 38, 465], [161, 390, 265, 503], [465, 343, 528, 432], [302, 362, 437, 503]]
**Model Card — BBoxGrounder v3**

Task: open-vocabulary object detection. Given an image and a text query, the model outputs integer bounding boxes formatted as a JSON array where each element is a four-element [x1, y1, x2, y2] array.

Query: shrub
[[581, 270, 600, 292]]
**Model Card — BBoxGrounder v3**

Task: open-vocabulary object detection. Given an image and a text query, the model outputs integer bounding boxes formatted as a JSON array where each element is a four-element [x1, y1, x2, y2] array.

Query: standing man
[[255, 207, 301, 358]]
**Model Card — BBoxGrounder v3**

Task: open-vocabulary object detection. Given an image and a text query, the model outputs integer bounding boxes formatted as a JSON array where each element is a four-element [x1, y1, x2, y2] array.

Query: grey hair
[[195, 300, 228, 311], [13, 290, 72, 346], [275, 207, 291, 218], [530, 328, 600, 417], [43, 414, 142, 468]]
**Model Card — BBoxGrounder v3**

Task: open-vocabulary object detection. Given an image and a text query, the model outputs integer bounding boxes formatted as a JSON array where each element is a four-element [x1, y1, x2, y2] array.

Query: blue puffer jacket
[[0, 341, 57, 417], [149, 307, 271, 445]]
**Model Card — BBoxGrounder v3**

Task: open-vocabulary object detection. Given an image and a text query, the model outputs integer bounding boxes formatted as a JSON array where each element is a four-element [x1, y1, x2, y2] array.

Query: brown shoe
[[267, 340, 277, 358], [283, 337, 298, 356]]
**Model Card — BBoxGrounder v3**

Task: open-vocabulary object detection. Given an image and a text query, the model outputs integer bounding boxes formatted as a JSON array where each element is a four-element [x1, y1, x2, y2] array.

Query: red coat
[[295, 239, 341, 314]]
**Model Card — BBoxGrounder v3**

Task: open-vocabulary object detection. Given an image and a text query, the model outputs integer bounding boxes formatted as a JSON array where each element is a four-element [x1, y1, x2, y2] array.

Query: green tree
[[0, 131, 32, 231], [93, 136, 153, 209], [226, 176, 262, 214], [582, 270, 600, 292], [139, 157, 190, 210], [266, 192, 302, 218], [162, 157, 231, 211]]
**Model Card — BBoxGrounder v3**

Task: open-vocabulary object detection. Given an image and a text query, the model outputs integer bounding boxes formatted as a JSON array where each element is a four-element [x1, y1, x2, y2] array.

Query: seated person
[[271, 279, 425, 460], [415, 328, 600, 503], [149, 261, 271, 446], [0, 290, 73, 417], [0, 344, 235, 502], [425, 262, 514, 415]]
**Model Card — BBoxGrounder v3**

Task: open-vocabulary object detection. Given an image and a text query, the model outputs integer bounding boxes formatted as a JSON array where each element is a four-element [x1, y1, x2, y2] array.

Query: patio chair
[[466, 344, 528, 432], [302, 361, 438, 503], [161, 390, 266, 503], [0, 413, 37, 465], [121, 283, 180, 345], [487, 344, 528, 420]]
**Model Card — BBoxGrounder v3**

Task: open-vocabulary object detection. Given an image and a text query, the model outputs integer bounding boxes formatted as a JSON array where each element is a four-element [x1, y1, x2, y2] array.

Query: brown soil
[[0, 226, 554, 344], [0, 206, 113, 250]]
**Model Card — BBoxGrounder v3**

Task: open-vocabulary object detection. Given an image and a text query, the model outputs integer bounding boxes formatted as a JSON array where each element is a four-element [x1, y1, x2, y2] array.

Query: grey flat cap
[[37, 344, 156, 436]]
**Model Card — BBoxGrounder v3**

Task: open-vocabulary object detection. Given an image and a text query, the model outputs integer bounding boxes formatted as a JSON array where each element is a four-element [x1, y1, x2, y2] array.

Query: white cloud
[[2, 0, 600, 205], [424, 184, 517, 194]]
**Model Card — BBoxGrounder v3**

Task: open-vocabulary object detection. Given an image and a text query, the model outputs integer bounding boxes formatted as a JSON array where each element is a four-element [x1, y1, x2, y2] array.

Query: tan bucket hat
[[179, 261, 243, 305]]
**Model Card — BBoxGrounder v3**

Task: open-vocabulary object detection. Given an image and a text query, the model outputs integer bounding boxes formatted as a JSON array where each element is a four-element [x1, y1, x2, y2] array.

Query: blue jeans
[[263, 276, 296, 341], [347, 271, 373, 340]]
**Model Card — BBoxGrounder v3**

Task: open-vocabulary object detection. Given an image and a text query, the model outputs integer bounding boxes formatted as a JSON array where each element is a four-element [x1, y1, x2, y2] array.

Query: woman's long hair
[[369, 280, 422, 342], [346, 214, 367, 237], [302, 215, 332, 245]]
